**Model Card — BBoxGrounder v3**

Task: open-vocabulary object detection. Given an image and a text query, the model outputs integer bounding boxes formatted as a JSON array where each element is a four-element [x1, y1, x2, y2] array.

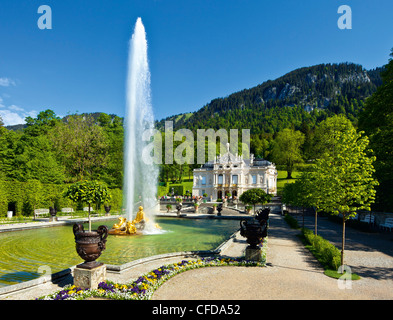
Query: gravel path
[[152, 213, 393, 300]]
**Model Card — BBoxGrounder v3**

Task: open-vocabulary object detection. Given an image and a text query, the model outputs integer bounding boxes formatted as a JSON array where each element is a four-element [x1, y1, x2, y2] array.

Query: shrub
[[284, 214, 299, 229], [302, 228, 341, 270]]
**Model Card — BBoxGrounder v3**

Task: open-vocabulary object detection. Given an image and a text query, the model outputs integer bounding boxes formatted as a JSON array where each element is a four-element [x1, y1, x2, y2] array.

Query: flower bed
[[37, 253, 267, 300]]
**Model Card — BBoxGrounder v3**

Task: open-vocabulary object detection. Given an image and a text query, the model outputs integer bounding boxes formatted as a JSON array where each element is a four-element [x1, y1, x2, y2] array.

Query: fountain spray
[[124, 17, 159, 228]]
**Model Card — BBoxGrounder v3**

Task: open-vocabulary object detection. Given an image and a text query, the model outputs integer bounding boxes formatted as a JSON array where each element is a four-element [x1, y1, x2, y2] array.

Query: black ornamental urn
[[217, 203, 223, 216], [240, 219, 265, 249], [176, 202, 183, 216], [255, 208, 270, 238], [104, 205, 111, 216], [73, 223, 108, 269], [49, 207, 58, 222]]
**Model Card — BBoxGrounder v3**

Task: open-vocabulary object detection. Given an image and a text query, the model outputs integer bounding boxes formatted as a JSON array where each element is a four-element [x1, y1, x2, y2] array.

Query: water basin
[[0, 217, 239, 287]]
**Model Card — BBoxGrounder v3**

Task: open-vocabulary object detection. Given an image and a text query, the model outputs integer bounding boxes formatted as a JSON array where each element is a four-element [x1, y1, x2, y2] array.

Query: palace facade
[[192, 145, 277, 200]]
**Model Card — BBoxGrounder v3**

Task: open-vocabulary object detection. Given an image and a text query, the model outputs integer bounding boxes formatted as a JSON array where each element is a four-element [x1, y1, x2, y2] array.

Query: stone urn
[[176, 202, 183, 216], [217, 203, 223, 216], [49, 207, 58, 221], [240, 219, 265, 249], [73, 223, 108, 269]]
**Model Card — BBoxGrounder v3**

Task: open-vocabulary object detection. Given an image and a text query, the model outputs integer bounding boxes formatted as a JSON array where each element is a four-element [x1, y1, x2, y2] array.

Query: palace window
[[201, 176, 206, 185], [218, 174, 223, 184], [252, 175, 257, 184], [232, 175, 238, 184]]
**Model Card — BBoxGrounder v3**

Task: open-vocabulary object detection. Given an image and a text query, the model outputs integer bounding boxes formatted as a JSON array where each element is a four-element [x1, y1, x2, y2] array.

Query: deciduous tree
[[271, 128, 305, 179], [313, 116, 378, 268], [50, 114, 109, 182], [359, 49, 393, 211], [239, 188, 272, 214]]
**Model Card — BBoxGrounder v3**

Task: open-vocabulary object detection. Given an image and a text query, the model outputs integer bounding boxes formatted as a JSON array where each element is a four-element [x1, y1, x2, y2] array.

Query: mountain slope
[[157, 62, 383, 135]]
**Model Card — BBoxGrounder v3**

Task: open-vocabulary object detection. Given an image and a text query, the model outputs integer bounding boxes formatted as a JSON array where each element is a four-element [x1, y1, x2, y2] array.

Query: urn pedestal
[[73, 264, 106, 290], [245, 246, 262, 261]]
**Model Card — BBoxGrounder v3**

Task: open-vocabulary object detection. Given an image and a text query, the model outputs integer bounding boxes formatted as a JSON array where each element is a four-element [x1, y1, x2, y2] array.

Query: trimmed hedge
[[0, 180, 122, 217], [302, 228, 341, 271], [284, 213, 299, 229]]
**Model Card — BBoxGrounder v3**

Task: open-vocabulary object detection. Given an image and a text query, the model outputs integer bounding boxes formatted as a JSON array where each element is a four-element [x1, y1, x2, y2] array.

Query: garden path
[[151, 213, 393, 300]]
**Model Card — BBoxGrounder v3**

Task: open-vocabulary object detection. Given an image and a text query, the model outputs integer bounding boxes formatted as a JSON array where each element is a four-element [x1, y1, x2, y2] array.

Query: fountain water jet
[[114, 17, 162, 235]]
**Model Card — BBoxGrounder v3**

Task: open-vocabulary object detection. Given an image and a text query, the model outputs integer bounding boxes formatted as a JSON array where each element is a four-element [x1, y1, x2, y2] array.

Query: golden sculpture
[[113, 217, 126, 229], [108, 206, 160, 235], [133, 206, 148, 224], [125, 221, 137, 234]]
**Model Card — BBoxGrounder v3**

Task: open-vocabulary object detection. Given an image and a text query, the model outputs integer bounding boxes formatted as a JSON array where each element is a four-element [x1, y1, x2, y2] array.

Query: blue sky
[[0, 0, 392, 125]]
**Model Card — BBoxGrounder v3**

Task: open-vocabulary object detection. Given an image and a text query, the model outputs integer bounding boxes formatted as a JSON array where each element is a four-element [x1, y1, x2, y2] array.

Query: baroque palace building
[[192, 144, 278, 200]]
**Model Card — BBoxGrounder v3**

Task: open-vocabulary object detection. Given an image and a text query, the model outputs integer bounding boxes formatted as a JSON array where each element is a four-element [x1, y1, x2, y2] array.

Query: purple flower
[[98, 281, 115, 292], [54, 291, 69, 300]]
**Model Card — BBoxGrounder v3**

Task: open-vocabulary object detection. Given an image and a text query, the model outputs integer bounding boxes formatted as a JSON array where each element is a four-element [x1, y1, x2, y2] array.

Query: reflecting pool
[[0, 217, 239, 287]]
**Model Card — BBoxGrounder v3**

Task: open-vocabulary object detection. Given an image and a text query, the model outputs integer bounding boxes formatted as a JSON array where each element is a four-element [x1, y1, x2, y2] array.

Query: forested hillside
[[156, 62, 382, 135]]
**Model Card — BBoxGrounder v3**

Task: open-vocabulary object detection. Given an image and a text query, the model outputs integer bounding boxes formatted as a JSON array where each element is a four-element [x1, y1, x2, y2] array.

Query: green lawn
[[158, 178, 194, 197], [277, 170, 301, 195], [170, 179, 194, 195]]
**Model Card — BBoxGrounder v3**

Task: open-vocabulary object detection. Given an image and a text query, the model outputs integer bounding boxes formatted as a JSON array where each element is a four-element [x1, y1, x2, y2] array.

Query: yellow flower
[[68, 290, 75, 295]]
